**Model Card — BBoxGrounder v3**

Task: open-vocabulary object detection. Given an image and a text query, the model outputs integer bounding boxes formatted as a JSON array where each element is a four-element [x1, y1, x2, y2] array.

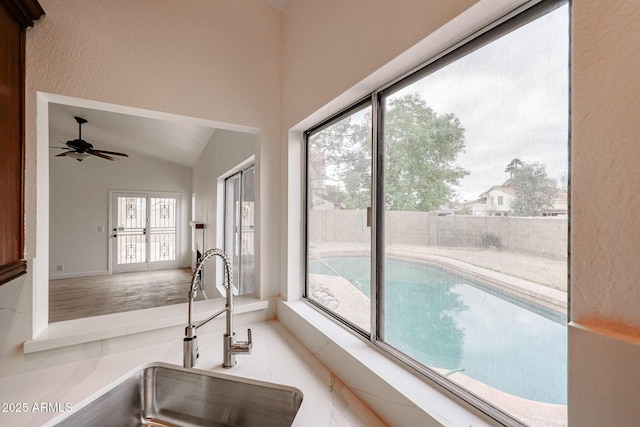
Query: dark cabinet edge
[[0, 0, 44, 288], [0, 0, 44, 28], [0, 260, 28, 286]]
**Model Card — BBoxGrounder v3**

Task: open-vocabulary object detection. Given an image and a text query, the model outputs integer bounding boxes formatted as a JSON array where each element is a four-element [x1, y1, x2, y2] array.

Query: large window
[[305, 1, 569, 426]]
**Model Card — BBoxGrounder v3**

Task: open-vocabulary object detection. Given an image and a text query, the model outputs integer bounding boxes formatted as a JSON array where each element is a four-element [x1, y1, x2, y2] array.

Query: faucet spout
[[183, 248, 252, 369]]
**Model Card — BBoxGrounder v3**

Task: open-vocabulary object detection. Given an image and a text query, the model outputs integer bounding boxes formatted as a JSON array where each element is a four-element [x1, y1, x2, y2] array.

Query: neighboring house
[[436, 205, 457, 216], [542, 191, 568, 217], [311, 193, 340, 210], [470, 185, 568, 217], [471, 186, 516, 216]]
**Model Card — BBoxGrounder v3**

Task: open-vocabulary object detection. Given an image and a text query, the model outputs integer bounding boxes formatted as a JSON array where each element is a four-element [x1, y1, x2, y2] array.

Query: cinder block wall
[[309, 210, 567, 259]]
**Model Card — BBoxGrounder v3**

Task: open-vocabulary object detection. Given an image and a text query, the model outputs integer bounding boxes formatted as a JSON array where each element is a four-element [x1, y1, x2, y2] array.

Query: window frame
[[303, 1, 569, 425], [303, 96, 374, 338]]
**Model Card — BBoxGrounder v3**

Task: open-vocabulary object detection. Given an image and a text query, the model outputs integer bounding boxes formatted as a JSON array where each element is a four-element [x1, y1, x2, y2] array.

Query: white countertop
[[0, 320, 386, 426]]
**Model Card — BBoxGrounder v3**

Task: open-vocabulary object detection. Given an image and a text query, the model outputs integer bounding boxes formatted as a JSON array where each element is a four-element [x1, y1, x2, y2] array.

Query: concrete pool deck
[[307, 242, 568, 426]]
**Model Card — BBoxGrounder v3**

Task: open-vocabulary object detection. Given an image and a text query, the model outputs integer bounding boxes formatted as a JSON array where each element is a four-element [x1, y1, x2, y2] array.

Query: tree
[[509, 161, 558, 216], [308, 92, 468, 212], [383, 93, 469, 211], [505, 158, 524, 179], [308, 112, 372, 209]]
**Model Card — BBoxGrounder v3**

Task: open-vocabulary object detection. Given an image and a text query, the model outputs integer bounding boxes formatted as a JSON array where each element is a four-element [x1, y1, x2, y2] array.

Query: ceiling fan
[[51, 116, 129, 162]]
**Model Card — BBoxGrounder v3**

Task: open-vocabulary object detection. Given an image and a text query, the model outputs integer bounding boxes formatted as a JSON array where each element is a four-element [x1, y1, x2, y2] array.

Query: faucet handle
[[239, 328, 252, 354], [233, 328, 252, 353], [223, 329, 251, 368], [246, 328, 253, 350]]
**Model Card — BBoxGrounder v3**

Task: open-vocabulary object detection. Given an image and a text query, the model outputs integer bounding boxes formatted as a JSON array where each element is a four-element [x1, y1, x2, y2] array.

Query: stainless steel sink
[[53, 362, 303, 427]]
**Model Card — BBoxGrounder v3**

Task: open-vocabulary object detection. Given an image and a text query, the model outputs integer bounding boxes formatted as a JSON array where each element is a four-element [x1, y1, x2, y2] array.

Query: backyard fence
[[309, 210, 567, 259]]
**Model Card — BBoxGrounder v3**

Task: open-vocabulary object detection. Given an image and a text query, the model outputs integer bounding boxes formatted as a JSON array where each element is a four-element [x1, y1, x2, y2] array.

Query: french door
[[110, 191, 180, 273]]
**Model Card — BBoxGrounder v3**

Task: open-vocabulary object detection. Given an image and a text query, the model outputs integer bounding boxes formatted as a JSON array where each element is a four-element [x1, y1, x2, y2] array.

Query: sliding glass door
[[224, 166, 256, 295]]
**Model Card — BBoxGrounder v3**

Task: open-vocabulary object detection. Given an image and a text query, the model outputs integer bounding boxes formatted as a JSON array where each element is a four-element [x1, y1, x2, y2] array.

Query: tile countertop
[[0, 320, 387, 426]]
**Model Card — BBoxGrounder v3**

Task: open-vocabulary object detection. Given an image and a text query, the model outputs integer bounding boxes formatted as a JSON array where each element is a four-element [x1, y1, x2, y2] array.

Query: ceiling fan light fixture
[[53, 116, 129, 162], [67, 152, 92, 162]]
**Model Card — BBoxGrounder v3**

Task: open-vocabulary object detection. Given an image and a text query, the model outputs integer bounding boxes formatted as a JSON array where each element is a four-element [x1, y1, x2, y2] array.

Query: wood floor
[[49, 268, 205, 322]]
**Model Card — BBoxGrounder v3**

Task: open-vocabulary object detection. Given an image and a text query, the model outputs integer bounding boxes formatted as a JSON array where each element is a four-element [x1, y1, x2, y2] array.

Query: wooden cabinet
[[0, 0, 44, 285]]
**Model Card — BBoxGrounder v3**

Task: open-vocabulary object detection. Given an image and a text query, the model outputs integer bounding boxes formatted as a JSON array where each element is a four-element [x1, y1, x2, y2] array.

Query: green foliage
[[505, 158, 524, 178], [383, 93, 469, 211], [509, 161, 558, 216], [308, 112, 372, 209], [308, 93, 469, 212]]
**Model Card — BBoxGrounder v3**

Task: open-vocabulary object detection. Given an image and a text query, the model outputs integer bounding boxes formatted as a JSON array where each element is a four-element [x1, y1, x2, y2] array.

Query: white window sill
[[24, 297, 268, 354], [277, 299, 499, 427]]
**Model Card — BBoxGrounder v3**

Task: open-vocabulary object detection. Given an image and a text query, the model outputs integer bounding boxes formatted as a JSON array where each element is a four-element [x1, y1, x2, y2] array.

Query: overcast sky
[[389, 4, 569, 201]]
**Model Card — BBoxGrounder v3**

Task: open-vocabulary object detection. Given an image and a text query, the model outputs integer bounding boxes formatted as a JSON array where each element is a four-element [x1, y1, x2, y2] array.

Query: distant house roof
[[478, 185, 516, 198], [311, 193, 341, 210], [554, 191, 568, 202]]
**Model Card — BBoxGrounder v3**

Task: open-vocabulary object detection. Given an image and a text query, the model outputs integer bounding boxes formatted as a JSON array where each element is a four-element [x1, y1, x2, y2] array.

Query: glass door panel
[[225, 173, 241, 292], [149, 196, 177, 263], [240, 166, 255, 295], [112, 194, 148, 272], [224, 166, 256, 295]]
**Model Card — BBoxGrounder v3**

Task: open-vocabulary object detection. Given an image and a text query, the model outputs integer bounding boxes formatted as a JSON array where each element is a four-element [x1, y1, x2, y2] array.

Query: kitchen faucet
[[183, 248, 252, 369]]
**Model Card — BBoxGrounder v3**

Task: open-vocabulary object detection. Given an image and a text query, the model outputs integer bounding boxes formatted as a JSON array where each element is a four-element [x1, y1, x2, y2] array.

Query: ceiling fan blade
[[89, 151, 115, 161], [50, 146, 71, 150], [92, 149, 128, 157], [55, 152, 70, 157]]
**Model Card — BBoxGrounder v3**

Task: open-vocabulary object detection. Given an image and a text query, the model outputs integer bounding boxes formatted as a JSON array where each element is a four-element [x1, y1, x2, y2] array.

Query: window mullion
[[369, 92, 379, 343], [372, 91, 388, 344]]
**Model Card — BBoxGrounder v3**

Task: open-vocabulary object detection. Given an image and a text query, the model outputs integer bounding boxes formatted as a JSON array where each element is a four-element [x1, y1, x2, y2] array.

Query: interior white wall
[[49, 146, 192, 278], [568, 0, 640, 425], [570, 0, 640, 328], [192, 128, 256, 294]]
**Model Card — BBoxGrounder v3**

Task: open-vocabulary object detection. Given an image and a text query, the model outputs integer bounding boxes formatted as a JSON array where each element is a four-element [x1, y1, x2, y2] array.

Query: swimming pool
[[309, 255, 567, 405]]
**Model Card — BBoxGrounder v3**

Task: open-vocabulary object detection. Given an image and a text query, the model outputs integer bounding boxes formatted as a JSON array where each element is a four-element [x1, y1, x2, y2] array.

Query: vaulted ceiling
[[48, 103, 217, 168]]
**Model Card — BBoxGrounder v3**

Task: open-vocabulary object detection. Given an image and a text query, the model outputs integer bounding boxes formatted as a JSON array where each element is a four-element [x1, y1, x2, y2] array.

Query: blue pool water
[[309, 256, 567, 405]]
